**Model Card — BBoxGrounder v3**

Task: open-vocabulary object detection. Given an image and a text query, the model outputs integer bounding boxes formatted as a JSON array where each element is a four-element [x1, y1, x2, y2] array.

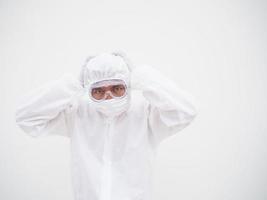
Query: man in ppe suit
[[15, 51, 198, 200]]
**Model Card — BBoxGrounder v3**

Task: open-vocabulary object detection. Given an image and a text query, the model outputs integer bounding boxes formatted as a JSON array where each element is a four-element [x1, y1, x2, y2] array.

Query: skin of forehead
[[93, 84, 124, 90], [91, 79, 126, 89]]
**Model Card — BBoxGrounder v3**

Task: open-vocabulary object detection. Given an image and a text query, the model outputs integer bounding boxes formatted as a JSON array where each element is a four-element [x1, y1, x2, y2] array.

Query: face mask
[[91, 94, 131, 118]]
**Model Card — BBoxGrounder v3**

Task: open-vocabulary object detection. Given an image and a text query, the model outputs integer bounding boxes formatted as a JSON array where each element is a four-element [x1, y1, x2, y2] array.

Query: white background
[[1, 0, 267, 200]]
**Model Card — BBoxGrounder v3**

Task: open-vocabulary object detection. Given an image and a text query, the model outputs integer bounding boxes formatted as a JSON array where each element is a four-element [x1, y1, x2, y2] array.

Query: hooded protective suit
[[15, 51, 198, 200]]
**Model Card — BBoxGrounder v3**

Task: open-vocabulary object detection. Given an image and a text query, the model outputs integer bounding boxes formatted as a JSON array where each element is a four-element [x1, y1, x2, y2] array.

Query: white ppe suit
[[15, 52, 198, 200]]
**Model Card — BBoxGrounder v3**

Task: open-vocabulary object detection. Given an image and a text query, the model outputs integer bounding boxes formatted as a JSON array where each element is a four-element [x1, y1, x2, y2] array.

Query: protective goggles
[[88, 79, 128, 102]]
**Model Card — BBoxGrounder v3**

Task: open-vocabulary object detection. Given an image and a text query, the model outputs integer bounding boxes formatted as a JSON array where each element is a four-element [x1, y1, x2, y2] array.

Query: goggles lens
[[90, 79, 127, 101]]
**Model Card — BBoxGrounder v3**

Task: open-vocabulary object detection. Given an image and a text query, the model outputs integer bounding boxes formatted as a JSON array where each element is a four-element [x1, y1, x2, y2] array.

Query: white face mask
[[91, 94, 131, 118]]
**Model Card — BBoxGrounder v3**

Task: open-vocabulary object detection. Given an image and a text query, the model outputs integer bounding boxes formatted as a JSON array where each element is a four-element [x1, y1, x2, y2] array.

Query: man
[[15, 51, 198, 200]]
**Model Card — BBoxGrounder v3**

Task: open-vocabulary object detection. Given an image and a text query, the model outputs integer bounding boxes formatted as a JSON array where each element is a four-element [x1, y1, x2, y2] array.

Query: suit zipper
[[100, 118, 112, 200]]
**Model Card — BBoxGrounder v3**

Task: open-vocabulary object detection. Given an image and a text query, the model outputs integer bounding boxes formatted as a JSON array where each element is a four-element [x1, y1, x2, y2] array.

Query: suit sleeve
[[131, 65, 198, 145], [15, 73, 85, 138]]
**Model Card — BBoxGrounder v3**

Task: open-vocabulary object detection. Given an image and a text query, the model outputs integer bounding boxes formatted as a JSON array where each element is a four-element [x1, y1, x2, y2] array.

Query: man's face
[[89, 79, 127, 102], [91, 84, 126, 100]]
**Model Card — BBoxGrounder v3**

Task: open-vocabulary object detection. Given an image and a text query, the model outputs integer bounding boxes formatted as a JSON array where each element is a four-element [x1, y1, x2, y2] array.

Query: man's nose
[[105, 93, 113, 100]]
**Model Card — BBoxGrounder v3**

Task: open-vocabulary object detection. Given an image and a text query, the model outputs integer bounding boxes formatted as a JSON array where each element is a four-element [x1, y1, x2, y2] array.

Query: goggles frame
[[88, 79, 128, 102]]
